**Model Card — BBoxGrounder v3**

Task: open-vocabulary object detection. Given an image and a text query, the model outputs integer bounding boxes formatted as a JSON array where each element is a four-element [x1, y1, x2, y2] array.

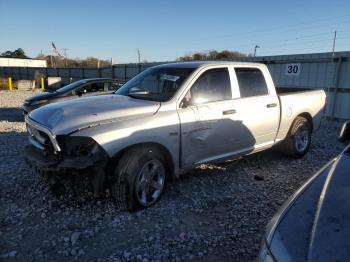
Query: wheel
[[279, 116, 312, 158], [111, 146, 167, 211]]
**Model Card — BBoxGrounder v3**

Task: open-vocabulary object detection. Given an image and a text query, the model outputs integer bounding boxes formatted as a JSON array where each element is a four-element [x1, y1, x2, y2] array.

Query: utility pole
[[254, 45, 260, 57], [332, 30, 337, 57], [50, 43, 54, 68], [63, 48, 69, 67], [137, 48, 141, 64]]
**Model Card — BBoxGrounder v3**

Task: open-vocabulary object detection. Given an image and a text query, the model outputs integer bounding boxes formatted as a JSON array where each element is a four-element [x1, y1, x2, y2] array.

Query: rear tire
[[279, 116, 311, 158], [111, 146, 167, 211]]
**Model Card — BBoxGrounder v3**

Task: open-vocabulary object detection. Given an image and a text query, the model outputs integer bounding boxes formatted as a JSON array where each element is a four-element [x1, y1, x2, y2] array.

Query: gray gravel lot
[[0, 90, 345, 261]]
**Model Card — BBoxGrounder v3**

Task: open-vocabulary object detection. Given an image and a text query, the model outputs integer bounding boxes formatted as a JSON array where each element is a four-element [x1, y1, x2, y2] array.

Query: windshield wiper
[[124, 93, 141, 99], [122, 93, 161, 102]]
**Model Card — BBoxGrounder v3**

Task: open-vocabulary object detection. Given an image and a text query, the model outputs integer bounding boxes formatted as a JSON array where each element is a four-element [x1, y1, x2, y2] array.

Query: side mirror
[[180, 97, 193, 108], [338, 121, 350, 143], [129, 87, 149, 95]]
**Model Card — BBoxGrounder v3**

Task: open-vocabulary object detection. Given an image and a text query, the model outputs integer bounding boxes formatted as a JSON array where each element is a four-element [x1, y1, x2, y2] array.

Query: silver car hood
[[28, 94, 161, 135]]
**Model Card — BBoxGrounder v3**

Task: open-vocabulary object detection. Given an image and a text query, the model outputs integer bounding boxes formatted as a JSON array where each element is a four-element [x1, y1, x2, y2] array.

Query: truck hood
[[269, 148, 350, 261], [28, 94, 160, 135]]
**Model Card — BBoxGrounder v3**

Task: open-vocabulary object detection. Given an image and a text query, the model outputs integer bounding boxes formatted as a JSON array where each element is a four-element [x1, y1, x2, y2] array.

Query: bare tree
[[177, 50, 249, 61]]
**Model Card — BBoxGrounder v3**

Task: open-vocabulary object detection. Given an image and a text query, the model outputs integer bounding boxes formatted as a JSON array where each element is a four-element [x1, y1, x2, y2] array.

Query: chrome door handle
[[266, 103, 277, 108], [222, 109, 236, 115]]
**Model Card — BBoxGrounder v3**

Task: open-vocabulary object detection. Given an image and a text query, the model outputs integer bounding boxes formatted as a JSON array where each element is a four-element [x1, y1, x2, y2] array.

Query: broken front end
[[24, 116, 108, 196]]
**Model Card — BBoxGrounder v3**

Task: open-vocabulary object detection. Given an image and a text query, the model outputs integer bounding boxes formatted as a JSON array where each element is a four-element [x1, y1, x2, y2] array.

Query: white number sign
[[285, 64, 300, 76]]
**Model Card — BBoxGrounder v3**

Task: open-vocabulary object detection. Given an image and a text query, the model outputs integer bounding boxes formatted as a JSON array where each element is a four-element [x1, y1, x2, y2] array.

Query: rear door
[[232, 67, 280, 149]]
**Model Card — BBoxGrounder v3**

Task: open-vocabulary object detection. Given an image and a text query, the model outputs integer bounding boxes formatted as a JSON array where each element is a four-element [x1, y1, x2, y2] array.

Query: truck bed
[[275, 87, 326, 142]]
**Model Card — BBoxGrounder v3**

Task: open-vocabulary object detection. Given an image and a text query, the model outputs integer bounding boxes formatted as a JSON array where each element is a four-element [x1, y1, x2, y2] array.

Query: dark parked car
[[21, 78, 123, 114], [258, 121, 350, 262]]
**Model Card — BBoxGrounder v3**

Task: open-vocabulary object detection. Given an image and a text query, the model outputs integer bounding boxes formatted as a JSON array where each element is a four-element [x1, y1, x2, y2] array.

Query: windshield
[[115, 67, 195, 101], [55, 80, 87, 94]]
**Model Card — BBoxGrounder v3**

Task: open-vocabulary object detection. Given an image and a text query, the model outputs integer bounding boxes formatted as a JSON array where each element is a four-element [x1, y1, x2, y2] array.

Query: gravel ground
[[0, 90, 345, 261]]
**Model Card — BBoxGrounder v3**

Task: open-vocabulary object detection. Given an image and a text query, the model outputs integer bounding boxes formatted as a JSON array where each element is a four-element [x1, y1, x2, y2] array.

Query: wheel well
[[106, 142, 175, 179], [298, 112, 313, 132]]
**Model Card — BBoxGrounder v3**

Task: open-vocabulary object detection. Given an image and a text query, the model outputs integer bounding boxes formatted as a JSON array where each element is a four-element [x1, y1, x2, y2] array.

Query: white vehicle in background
[[24, 61, 326, 210]]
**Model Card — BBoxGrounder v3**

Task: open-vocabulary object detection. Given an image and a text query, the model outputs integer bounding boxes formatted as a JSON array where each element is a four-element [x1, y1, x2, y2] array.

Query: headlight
[[258, 240, 275, 262], [56, 136, 99, 157]]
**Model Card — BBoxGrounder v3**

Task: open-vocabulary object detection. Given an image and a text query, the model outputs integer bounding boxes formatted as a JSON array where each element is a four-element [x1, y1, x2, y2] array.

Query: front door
[[178, 67, 256, 167]]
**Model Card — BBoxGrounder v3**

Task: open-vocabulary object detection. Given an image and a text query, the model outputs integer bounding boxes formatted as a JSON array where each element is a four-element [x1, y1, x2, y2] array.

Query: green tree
[[1, 48, 29, 59]]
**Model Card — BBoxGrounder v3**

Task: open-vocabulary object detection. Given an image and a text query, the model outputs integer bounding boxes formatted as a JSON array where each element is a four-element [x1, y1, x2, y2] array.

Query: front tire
[[111, 146, 167, 211], [279, 116, 312, 158]]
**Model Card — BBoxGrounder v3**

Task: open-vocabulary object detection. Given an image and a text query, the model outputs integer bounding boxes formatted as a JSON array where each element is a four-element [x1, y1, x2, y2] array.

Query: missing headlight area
[[56, 136, 100, 157], [25, 134, 109, 197]]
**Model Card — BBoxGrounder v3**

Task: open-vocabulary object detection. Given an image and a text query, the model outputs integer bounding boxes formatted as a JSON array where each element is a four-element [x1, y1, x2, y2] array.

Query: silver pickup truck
[[25, 62, 326, 210]]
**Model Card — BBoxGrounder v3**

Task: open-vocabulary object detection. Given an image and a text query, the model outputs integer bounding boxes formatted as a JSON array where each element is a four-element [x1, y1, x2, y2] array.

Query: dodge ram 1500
[[24, 62, 326, 210]]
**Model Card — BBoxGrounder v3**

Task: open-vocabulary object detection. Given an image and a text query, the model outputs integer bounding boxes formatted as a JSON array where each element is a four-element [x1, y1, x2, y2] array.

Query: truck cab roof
[[154, 61, 265, 69]]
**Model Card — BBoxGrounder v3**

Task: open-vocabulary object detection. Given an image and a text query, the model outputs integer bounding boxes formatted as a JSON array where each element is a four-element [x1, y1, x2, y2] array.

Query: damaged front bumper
[[24, 144, 105, 173], [25, 116, 110, 196], [24, 139, 109, 196]]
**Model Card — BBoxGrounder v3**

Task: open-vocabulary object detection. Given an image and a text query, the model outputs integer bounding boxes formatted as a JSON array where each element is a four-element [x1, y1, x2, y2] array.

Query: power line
[[177, 35, 335, 56], [133, 14, 350, 60], [206, 19, 350, 48], [239, 31, 342, 47], [168, 35, 350, 60], [262, 35, 350, 50], [182, 14, 350, 44], [257, 35, 350, 56], [260, 37, 334, 50], [151, 20, 350, 57], [210, 32, 336, 53], [261, 44, 336, 55]]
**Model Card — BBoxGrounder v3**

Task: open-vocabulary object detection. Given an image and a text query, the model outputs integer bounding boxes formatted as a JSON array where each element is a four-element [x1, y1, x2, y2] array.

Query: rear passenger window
[[235, 68, 268, 97], [188, 68, 231, 104]]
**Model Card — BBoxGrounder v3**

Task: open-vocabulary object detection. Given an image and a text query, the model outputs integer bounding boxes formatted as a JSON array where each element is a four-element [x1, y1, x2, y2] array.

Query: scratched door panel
[[178, 100, 252, 166]]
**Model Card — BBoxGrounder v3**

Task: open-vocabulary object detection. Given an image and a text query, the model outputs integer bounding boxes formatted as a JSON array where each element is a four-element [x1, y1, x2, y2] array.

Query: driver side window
[[185, 68, 232, 105]]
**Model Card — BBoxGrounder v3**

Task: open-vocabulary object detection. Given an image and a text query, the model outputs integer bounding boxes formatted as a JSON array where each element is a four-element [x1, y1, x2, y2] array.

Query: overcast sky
[[1, 0, 350, 63]]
